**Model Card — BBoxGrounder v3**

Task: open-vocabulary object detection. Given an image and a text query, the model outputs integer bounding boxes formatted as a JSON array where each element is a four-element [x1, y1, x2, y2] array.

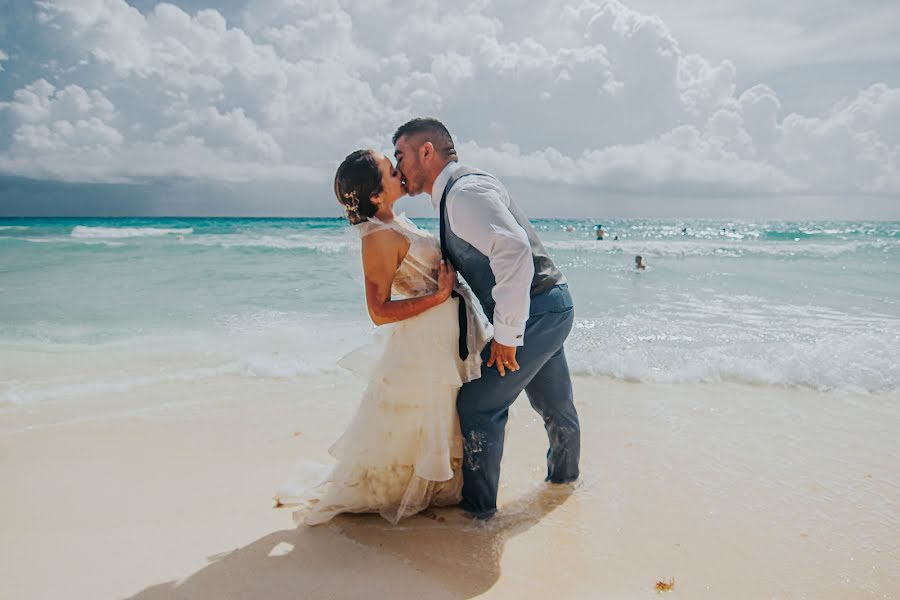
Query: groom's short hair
[[392, 117, 456, 159]]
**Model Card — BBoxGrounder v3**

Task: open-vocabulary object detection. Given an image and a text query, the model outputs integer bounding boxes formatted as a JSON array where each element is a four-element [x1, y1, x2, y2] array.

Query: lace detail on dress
[[356, 213, 492, 382], [275, 298, 464, 525], [357, 214, 442, 299]]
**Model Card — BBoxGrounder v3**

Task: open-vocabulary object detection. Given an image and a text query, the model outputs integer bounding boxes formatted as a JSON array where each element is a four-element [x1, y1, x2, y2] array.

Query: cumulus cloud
[[459, 127, 801, 197], [623, 0, 900, 74], [778, 84, 900, 194], [0, 0, 897, 199]]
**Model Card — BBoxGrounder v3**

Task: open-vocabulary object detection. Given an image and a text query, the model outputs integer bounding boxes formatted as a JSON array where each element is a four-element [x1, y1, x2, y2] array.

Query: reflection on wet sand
[[125, 486, 574, 600]]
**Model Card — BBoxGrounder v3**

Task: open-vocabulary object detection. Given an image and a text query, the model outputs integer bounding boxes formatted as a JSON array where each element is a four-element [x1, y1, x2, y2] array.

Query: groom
[[393, 118, 581, 520]]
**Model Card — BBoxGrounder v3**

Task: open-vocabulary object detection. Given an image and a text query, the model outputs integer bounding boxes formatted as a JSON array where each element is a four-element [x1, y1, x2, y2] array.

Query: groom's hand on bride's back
[[487, 340, 519, 377]]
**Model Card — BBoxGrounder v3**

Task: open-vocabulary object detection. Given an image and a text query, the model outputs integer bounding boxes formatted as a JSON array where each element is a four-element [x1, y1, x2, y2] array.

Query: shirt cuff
[[493, 320, 526, 347]]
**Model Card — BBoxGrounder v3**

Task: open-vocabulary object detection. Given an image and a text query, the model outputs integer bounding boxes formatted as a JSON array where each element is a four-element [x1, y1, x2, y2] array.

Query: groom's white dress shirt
[[431, 161, 534, 347]]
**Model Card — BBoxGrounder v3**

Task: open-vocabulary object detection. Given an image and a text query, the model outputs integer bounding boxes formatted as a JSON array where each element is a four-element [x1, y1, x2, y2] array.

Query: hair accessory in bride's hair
[[341, 190, 361, 219]]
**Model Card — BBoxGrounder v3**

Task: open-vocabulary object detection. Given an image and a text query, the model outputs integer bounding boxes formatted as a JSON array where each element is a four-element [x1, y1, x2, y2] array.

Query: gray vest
[[439, 166, 566, 322]]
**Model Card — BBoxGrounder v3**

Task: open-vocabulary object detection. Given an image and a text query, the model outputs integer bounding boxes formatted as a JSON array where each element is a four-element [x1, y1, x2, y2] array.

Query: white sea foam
[[0, 355, 343, 407], [3, 310, 895, 409], [0, 226, 29, 231], [184, 233, 355, 253], [544, 239, 897, 258], [70, 226, 194, 238], [232, 355, 344, 378], [566, 314, 900, 393], [17, 236, 126, 247]]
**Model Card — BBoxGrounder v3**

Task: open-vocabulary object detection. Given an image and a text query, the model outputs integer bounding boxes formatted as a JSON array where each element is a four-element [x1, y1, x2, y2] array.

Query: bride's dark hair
[[334, 149, 382, 225]]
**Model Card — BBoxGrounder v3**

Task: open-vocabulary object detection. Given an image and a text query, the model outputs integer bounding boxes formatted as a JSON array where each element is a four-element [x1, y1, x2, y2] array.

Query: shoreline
[[2, 376, 897, 599], [3, 351, 894, 437]]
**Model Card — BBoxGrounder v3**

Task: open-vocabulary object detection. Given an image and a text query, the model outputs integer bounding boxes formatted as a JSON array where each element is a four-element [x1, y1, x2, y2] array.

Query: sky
[[0, 0, 899, 218]]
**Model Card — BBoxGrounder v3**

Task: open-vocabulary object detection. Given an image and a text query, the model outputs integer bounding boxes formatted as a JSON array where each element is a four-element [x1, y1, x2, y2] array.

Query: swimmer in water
[[635, 255, 646, 270]]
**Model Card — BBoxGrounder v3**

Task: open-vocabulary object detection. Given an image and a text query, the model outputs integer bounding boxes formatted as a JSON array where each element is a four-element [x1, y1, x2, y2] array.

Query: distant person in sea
[[635, 255, 646, 270], [596, 224, 605, 240]]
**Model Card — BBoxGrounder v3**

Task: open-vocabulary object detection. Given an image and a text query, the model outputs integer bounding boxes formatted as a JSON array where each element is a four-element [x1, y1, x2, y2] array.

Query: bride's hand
[[437, 261, 456, 299]]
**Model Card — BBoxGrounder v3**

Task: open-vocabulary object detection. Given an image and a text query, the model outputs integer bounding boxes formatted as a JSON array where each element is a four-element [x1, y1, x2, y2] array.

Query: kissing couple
[[275, 118, 581, 523]]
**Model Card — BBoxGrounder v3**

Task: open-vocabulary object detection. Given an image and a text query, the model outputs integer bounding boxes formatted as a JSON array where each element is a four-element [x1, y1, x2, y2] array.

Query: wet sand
[[1, 376, 897, 599]]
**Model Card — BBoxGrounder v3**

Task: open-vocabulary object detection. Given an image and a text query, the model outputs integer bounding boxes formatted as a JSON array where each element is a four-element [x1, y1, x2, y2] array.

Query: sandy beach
[[2, 375, 897, 599], [3, 0, 900, 596]]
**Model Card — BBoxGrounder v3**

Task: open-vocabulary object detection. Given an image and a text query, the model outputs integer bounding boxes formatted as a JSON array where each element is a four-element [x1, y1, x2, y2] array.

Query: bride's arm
[[361, 228, 455, 326]]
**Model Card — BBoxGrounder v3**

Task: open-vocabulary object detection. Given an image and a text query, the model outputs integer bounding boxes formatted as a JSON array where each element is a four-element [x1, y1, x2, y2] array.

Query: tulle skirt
[[275, 298, 465, 525]]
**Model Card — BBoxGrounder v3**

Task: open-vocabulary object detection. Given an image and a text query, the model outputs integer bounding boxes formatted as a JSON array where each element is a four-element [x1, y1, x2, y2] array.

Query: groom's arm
[[447, 178, 534, 349]]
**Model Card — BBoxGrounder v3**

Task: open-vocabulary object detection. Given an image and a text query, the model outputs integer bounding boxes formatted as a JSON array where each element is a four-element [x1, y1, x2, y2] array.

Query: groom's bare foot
[[457, 500, 497, 521], [546, 474, 580, 485], [545, 478, 581, 494]]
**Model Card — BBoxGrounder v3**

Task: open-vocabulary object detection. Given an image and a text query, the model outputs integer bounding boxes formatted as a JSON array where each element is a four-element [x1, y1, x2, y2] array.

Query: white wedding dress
[[275, 214, 491, 525]]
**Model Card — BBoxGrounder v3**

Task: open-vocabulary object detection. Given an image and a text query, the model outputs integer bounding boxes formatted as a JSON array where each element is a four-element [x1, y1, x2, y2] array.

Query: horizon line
[[2, 215, 899, 222]]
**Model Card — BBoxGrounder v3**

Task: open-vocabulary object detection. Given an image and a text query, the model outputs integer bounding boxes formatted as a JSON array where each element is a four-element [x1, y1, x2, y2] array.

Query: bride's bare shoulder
[[361, 224, 408, 247], [360, 225, 410, 265]]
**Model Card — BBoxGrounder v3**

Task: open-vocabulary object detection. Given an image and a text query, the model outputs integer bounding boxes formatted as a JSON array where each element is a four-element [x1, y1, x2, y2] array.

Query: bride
[[275, 149, 490, 525]]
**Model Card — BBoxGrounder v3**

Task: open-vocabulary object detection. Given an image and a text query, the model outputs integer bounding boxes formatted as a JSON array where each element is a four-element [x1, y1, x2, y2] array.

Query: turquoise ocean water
[[1, 217, 899, 409]]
